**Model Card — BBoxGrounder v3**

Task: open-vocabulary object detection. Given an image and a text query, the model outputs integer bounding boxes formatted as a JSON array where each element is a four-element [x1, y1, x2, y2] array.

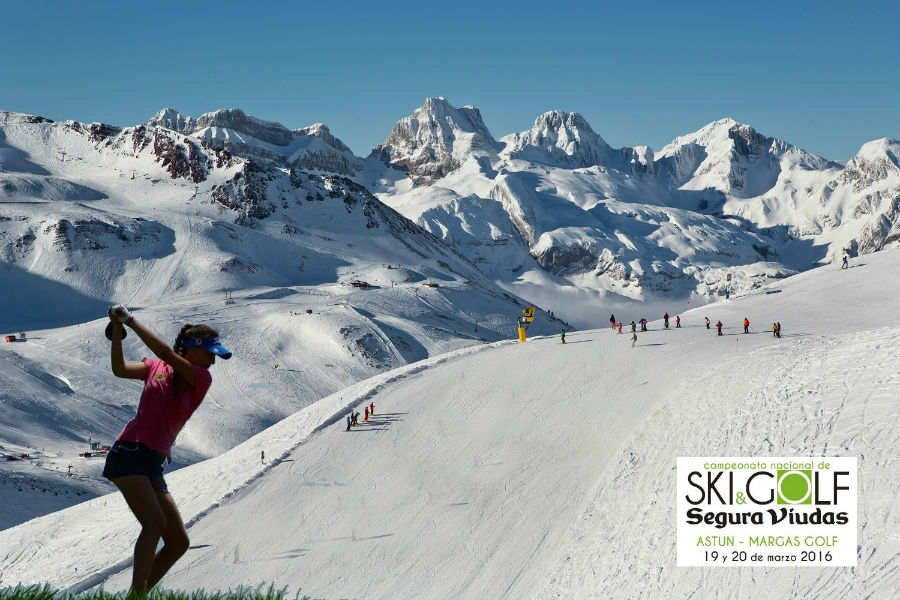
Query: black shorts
[[102, 440, 169, 493]]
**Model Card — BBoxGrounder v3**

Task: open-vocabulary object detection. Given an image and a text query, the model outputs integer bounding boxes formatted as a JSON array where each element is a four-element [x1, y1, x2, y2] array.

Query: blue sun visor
[[182, 336, 232, 359]]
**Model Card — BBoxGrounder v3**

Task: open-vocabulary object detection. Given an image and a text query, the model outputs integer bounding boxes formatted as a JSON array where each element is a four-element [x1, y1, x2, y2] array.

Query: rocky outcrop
[[532, 240, 597, 273], [0, 111, 54, 125], [210, 162, 276, 226], [151, 130, 209, 183], [35, 217, 163, 255], [290, 149, 361, 177], [856, 193, 900, 254]]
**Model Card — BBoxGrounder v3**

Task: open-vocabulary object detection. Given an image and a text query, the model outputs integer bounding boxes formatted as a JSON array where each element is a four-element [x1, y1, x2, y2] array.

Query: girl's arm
[[124, 317, 198, 387], [109, 319, 148, 380]]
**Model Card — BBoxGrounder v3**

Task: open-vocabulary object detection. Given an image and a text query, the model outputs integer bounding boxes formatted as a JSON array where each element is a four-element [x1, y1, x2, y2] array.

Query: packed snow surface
[[1, 247, 897, 599]]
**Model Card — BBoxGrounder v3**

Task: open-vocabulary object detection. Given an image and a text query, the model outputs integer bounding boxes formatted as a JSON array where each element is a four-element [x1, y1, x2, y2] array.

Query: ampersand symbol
[[736, 492, 747, 505]]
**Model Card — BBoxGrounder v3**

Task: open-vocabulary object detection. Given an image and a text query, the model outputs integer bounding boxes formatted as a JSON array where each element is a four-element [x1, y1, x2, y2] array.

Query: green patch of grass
[[0, 584, 312, 600]]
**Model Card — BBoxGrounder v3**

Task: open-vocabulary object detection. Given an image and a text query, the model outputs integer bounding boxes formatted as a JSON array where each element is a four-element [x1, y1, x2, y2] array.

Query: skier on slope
[[610, 314, 616, 330], [370, 401, 375, 416], [676, 316, 681, 328], [716, 320, 723, 336], [641, 318, 648, 332], [841, 254, 849, 269], [561, 329, 566, 344], [631, 330, 638, 348], [102, 305, 232, 596], [743, 318, 750, 334], [705, 317, 710, 329], [617, 322, 623, 334], [664, 313, 669, 329], [630, 321, 636, 333]]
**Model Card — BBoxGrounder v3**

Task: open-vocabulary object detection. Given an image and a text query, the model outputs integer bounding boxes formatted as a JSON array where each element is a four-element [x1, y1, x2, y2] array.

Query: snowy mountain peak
[[0, 110, 54, 125], [372, 97, 501, 185], [147, 108, 293, 146], [143, 109, 362, 176], [659, 117, 744, 153], [656, 117, 833, 194], [853, 138, 900, 167], [293, 122, 353, 154], [146, 108, 195, 134], [838, 138, 900, 204], [500, 110, 612, 168], [193, 108, 293, 146]]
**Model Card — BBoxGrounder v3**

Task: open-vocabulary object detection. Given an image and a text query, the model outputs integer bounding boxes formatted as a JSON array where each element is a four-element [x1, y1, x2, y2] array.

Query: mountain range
[[120, 97, 898, 325]]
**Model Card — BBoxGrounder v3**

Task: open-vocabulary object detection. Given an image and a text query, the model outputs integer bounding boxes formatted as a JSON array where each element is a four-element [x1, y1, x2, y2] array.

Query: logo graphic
[[677, 457, 857, 567]]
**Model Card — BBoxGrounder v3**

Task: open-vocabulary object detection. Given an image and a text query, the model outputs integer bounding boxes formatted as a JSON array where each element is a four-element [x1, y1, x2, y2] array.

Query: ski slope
[[1, 248, 898, 599], [0, 275, 558, 530]]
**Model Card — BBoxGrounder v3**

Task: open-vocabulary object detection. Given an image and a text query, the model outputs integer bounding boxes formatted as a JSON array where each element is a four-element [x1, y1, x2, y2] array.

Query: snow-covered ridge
[[145, 108, 363, 176], [148, 108, 291, 146]]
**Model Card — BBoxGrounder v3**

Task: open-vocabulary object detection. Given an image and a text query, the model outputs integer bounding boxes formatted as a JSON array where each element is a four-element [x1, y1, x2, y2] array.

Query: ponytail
[[170, 323, 220, 401], [173, 324, 195, 356]]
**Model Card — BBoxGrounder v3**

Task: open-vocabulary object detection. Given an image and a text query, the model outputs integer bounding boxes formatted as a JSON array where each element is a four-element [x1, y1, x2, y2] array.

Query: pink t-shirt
[[118, 358, 212, 459]]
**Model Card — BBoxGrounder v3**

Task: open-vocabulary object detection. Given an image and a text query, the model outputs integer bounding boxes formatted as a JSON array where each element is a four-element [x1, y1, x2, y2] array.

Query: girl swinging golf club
[[102, 304, 231, 595]]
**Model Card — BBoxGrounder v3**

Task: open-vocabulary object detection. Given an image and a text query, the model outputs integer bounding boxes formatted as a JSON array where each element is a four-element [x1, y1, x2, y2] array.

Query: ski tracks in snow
[[540, 326, 900, 599]]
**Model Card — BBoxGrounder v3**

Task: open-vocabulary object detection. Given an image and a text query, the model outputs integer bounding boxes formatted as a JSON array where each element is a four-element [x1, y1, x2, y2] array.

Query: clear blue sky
[[2, 0, 896, 160]]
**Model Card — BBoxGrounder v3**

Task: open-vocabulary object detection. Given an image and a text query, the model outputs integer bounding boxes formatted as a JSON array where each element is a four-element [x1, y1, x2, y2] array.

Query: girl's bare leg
[[146, 491, 190, 589], [112, 476, 167, 594]]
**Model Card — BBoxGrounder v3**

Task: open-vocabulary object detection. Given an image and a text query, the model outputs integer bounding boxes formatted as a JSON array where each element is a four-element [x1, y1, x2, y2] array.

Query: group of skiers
[[346, 402, 376, 431], [599, 313, 785, 344], [562, 311, 786, 347]]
